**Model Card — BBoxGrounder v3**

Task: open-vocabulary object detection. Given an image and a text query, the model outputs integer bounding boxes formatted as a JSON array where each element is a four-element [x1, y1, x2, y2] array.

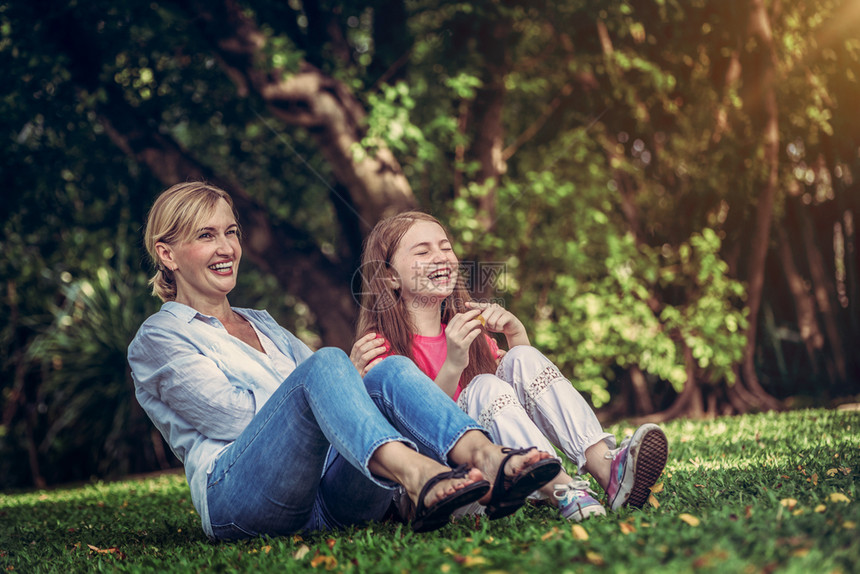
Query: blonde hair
[[144, 181, 238, 302], [355, 211, 497, 387]]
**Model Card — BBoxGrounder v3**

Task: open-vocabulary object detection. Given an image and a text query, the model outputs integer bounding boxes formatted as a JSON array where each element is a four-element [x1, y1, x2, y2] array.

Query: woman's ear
[[155, 242, 177, 271]]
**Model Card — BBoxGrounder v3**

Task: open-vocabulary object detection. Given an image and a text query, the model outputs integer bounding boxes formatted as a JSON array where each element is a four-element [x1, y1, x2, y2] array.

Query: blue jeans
[[206, 349, 484, 540]]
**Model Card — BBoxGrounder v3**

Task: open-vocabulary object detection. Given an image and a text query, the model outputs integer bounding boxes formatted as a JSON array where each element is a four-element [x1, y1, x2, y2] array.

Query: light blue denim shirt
[[127, 301, 315, 538]]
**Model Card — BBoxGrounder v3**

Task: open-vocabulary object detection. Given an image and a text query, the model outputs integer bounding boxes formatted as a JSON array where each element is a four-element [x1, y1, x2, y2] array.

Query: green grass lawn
[[2, 408, 858, 573]]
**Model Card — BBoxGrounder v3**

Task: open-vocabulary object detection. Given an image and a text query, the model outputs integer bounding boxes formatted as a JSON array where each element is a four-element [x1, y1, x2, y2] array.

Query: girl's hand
[[465, 301, 530, 348], [444, 308, 484, 372], [350, 332, 388, 377]]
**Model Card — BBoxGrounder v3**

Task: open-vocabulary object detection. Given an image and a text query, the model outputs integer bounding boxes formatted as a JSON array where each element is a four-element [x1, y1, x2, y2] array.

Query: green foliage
[[448, 163, 747, 406], [26, 262, 160, 480], [1, 410, 858, 572]]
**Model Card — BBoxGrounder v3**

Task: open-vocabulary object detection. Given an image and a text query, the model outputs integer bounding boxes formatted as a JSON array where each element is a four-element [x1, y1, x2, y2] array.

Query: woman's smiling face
[[389, 220, 459, 306], [156, 198, 242, 308]]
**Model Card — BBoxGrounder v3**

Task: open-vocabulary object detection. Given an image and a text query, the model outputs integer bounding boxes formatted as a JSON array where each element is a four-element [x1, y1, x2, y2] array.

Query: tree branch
[[177, 0, 417, 232]]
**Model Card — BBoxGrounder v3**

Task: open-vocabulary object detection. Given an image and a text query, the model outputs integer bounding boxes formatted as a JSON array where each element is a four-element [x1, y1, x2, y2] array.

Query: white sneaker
[[555, 479, 606, 521]]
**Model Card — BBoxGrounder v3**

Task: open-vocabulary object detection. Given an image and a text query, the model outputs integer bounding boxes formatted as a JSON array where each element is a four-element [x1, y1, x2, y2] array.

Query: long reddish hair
[[355, 211, 498, 387]]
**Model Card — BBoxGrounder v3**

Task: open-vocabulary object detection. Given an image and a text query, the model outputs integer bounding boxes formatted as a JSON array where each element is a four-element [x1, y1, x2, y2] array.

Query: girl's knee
[[502, 345, 544, 364], [464, 374, 516, 402], [499, 346, 555, 383]]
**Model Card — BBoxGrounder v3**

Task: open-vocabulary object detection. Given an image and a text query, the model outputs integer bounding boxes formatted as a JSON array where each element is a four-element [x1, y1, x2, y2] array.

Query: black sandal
[[412, 464, 491, 533], [485, 447, 562, 520]]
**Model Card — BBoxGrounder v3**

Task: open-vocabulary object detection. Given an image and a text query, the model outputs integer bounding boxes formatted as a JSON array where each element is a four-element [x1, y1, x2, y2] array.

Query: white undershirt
[[249, 321, 297, 380]]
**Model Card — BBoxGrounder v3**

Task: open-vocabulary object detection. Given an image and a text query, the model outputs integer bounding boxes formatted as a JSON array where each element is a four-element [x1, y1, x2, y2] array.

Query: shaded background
[[1, 0, 858, 489]]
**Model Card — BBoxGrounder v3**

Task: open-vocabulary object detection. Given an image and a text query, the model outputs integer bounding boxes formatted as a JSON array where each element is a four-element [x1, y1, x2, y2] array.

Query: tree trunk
[[629, 366, 656, 415], [796, 199, 847, 382], [464, 17, 512, 231], [735, 0, 783, 412], [634, 345, 705, 423], [775, 224, 826, 372]]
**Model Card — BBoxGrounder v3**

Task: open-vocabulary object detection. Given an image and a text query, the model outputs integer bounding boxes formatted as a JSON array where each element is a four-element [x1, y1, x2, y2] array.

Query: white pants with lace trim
[[456, 346, 615, 508]]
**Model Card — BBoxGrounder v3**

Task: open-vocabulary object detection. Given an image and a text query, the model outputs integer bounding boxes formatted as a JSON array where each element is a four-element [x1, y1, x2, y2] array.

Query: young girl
[[351, 212, 668, 522]]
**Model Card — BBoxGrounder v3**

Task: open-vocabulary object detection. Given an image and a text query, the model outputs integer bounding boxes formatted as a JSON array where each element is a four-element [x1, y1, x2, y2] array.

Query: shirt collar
[[161, 301, 207, 324]]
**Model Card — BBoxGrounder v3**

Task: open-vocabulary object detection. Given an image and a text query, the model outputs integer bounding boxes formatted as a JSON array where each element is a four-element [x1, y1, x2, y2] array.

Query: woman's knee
[[308, 347, 356, 374], [302, 347, 360, 391], [313, 346, 350, 364]]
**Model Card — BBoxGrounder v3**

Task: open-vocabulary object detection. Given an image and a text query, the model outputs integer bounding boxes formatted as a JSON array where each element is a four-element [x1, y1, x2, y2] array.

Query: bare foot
[[405, 465, 486, 509], [473, 446, 555, 504]]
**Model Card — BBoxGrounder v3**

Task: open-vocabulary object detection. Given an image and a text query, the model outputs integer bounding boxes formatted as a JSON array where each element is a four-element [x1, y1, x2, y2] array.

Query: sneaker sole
[[625, 425, 668, 509], [564, 503, 607, 522]]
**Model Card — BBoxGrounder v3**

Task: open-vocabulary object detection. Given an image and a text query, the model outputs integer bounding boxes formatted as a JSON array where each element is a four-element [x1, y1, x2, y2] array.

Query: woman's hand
[[350, 332, 388, 377], [444, 308, 484, 372], [465, 301, 529, 348]]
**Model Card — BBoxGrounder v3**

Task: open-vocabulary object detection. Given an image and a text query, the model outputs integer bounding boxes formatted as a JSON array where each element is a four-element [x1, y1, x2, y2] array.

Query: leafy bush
[[20, 263, 165, 484]]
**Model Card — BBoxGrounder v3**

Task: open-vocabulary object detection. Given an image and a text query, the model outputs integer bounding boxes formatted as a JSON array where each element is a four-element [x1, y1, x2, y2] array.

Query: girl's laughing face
[[389, 220, 459, 306]]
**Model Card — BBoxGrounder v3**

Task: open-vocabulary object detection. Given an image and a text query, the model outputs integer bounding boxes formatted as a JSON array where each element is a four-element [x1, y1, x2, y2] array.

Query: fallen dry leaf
[[586, 551, 605, 566], [85, 544, 126, 560], [812, 473, 819, 486], [648, 494, 660, 508], [679, 514, 701, 527], [541, 527, 560, 541], [310, 554, 337, 570], [650, 482, 664, 494], [292, 544, 310, 560], [814, 504, 826, 513], [780, 498, 798, 510], [461, 556, 488, 567], [843, 521, 856, 530], [829, 493, 851, 503], [620, 522, 636, 535], [571, 524, 589, 540]]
